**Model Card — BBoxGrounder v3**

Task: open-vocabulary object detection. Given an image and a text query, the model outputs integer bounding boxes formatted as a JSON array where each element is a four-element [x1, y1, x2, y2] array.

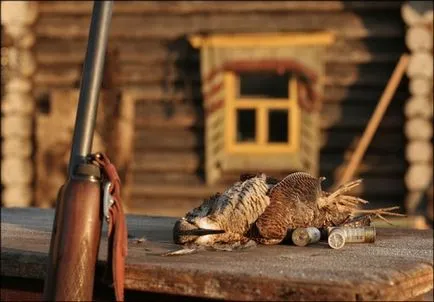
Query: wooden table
[[1, 208, 433, 301]]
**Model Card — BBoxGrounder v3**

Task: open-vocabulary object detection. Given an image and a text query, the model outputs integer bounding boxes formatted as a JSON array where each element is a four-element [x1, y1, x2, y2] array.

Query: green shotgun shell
[[292, 227, 321, 247]]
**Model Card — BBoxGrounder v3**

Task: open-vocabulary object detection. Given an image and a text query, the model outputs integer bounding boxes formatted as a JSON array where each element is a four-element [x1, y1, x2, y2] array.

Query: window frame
[[224, 71, 300, 154]]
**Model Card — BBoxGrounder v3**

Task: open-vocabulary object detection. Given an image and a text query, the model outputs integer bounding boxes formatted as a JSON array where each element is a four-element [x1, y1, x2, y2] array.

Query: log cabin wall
[[32, 1, 408, 216], [401, 1, 433, 222], [1, 2, 38, 208]]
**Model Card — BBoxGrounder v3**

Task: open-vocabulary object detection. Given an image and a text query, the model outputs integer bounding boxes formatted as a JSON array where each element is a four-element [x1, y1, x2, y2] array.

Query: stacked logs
[[401, 1, 433, 217], [1, 2, 38, 207]]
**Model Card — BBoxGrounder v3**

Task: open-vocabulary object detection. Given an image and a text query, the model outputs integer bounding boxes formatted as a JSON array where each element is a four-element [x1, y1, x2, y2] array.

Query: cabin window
[[189, 32, 334, 184], [226, 72, 300, 153]]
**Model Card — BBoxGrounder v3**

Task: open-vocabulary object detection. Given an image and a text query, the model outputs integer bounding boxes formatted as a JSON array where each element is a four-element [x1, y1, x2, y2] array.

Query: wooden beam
[[35, 12, 404, 40], [34, 37, 405, 66], [37, 1, 403, 15], [189, 32, 335, 48], [34, 62, 406, 89], [333, 54, 409, 189]]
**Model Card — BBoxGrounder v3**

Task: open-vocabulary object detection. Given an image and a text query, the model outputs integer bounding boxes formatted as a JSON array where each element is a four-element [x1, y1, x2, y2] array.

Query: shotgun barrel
[[68, 0, 113, 177], [43, 1, 113, 301]]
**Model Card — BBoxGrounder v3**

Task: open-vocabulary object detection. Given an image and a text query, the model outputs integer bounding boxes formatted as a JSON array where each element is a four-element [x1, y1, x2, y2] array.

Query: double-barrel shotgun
[[43, 1, 127, 301]]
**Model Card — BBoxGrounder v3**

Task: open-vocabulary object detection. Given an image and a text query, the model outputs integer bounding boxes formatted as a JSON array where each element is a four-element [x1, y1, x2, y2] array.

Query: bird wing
[[207, 173, 271, 234], [254, 172, 322, 241], [269, 172, 323, 205]]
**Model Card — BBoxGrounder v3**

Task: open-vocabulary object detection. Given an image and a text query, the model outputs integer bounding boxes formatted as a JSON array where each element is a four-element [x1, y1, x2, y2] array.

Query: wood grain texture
[[1, 208, 433, 301], [34, 37, 405, 66], [37, 1, 403, 15], [34, 62, 404, 88], [35, 12, 404, 40]]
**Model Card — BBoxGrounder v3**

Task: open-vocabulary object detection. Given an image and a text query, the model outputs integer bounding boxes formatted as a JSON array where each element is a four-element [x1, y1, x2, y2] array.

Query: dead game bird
[[248, 172, 402, 245], [166, 172, 403, 255], [168, 173, 272, 255]]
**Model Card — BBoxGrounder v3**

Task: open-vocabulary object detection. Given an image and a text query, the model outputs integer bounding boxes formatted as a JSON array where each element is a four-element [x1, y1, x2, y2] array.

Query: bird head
[[173, 217, 225, 244]]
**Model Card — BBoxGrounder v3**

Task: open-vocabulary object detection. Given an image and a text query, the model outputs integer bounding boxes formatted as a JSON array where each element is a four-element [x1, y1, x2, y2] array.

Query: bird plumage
[[169, 171, 402, 254], [173, 173, 270, 248]]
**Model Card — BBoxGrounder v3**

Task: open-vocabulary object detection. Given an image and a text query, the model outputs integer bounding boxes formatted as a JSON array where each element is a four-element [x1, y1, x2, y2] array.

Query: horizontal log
[[34, 62, 405, 89], [409, 77, 432, 97], [1, 158, 33, 185], [38, 1, 403, 15], [1, 1, 38, 28], [133, 172, 204, 187], [5, 77, 32, 93], [129, 176, 405, 199], [405, 164, 433, 191], [133, 102, 403, 130], [406, 141, 433, 163], [405, 25, 433, 52], [15, 29, 36, 49], [320, 130, 405, 153], [1, 185, 33, 208], [131, 148, 405, 177], [134, 102, 202, 129], [57, 84, 405, 106], [323, 86, 408, 104], [320, 153, 406, 175], [405, 118, 433, 140], [407, 52, 434, 78], [1, 115, 33, 138], [320, 104, 403, 130], [133, 127, 405, 154], [127, 197, 203, 217], [35, 12, 404, 40], [34, 67, 81, 87], [404, 96, 434, 118], [134, 129, 203, 151], [330, 177, 405, 196], [130, 183, 222, 199], [1, 92, 35, 114], [127, 193, 404, 216], [216, 153, 406, 182], [121, 62, 402, 87], [35, 37, 405, 66], [1, 137, 32, 157], [132, 152, 202, 173]]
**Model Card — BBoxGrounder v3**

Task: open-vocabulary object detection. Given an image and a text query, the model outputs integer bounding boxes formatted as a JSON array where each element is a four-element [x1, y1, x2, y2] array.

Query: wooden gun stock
[[44, 172, 103, 301]]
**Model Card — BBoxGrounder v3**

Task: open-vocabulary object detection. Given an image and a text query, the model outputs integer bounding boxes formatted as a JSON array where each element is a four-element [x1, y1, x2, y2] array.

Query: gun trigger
[[103, 181, 115, 222]]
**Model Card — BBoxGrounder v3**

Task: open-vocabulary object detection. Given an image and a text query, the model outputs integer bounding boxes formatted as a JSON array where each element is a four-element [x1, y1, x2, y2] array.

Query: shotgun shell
[[343, 226, 376, 243], [291, 227, 321, 247], [328, 228, 346, 249]]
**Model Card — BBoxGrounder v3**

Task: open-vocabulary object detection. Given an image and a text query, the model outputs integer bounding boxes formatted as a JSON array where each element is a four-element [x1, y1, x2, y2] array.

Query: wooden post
[[402, 1, 433, 215], [333, 54, 409, 190], [1, 2, 38, 207]]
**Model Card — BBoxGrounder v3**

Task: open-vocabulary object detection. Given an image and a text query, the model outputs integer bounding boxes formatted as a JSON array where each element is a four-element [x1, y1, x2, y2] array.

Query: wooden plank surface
[[1, 208, 432, 301]]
